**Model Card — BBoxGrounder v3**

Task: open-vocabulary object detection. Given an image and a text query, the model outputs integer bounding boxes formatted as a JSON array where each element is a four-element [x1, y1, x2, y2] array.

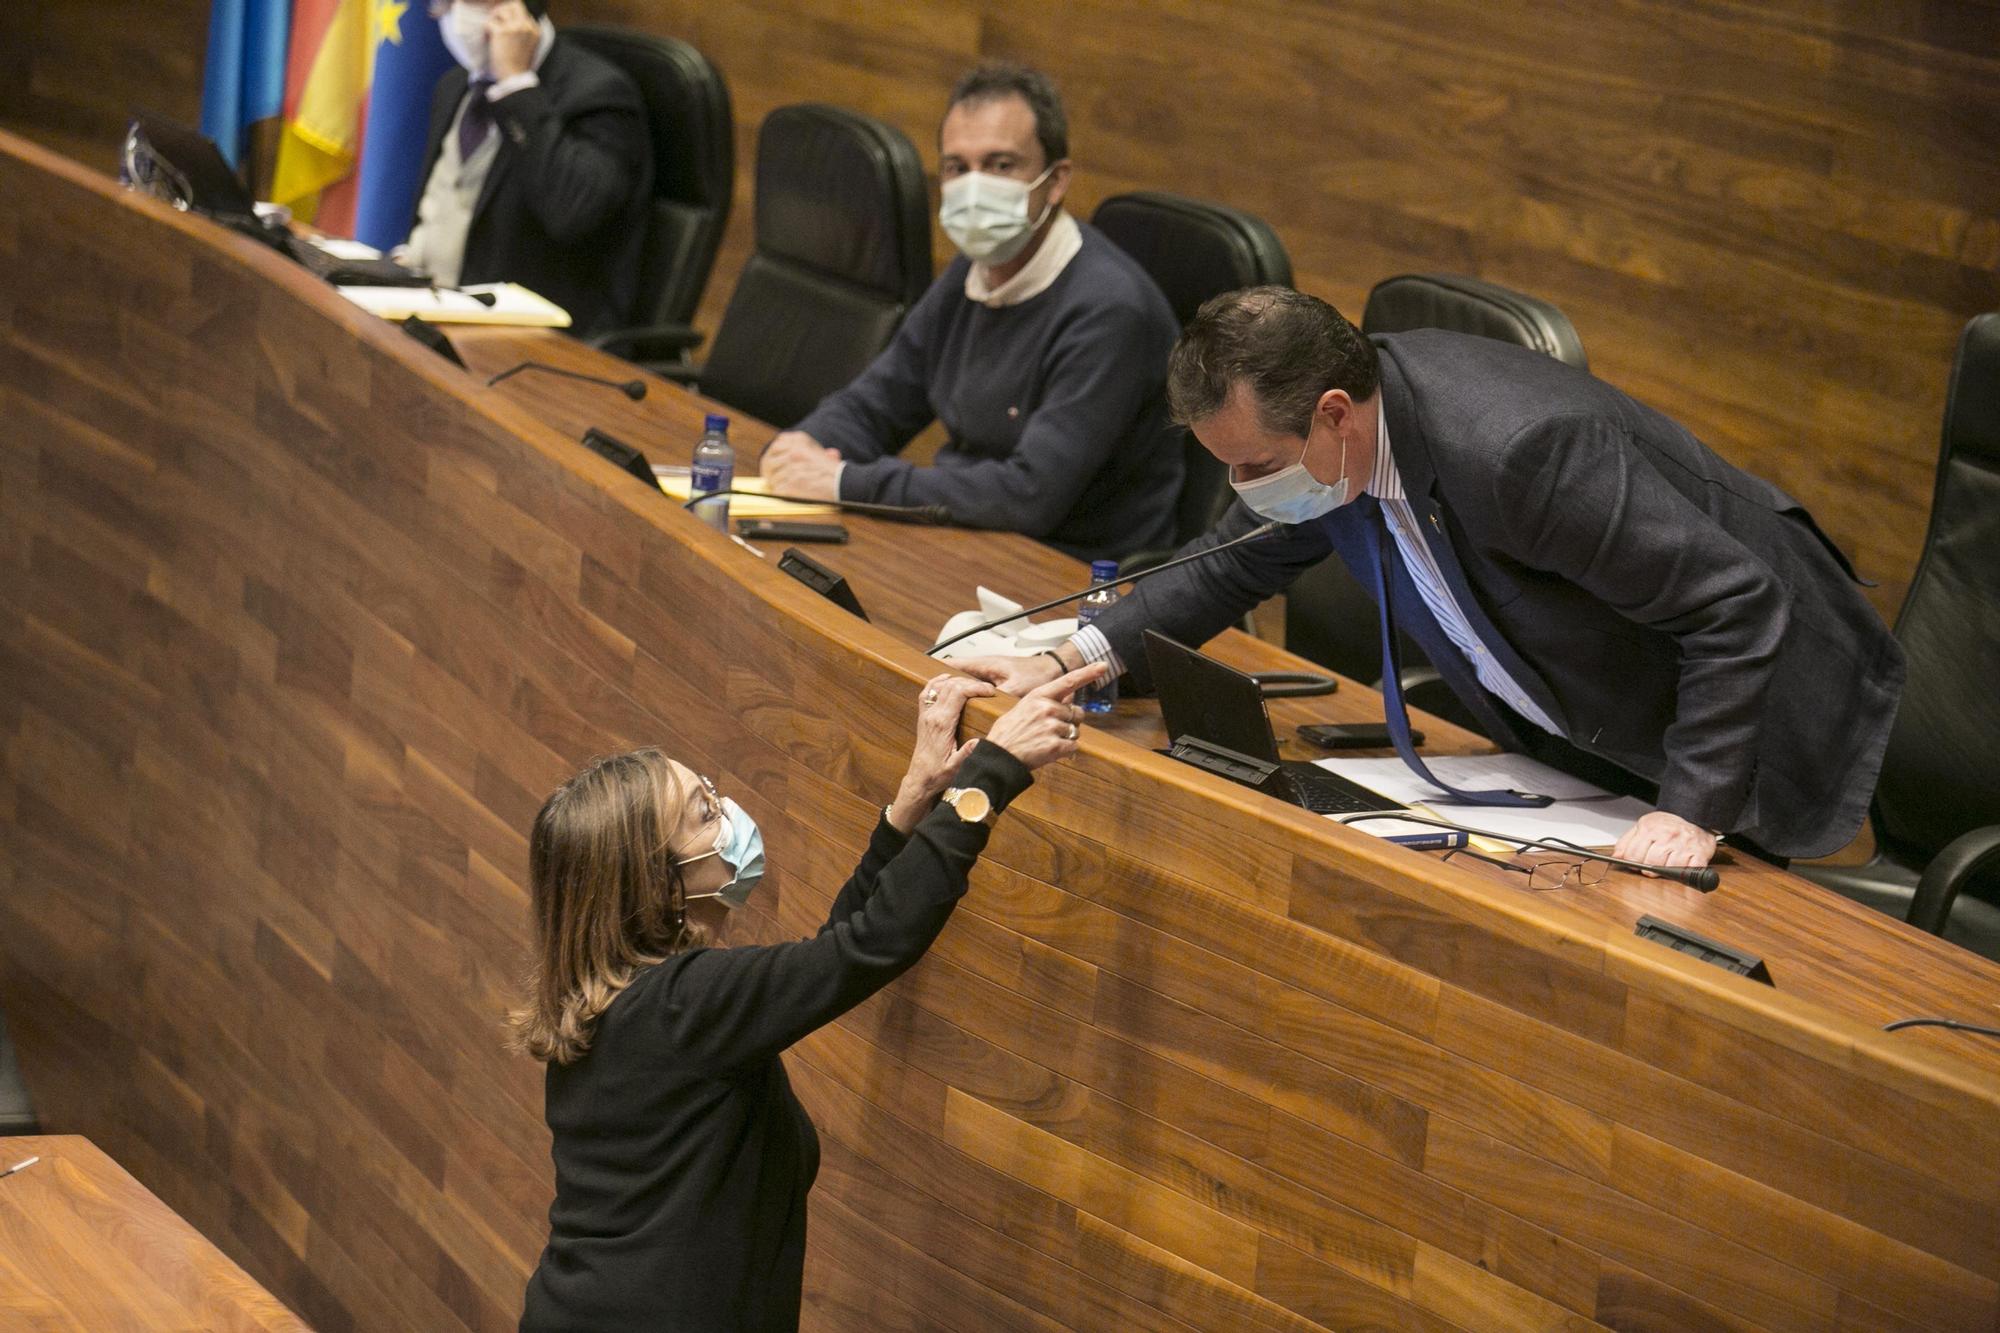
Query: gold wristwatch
[[940, 786, 994, 825]]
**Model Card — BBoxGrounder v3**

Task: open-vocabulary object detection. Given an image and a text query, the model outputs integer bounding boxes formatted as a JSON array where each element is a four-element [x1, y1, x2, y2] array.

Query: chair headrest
[[1090, 191, 1293, 325], [753, 104, 930, 303], [1362, 273, 1588, 371], [1944, 312, 2000, 469], [560, 26, 732, 210]]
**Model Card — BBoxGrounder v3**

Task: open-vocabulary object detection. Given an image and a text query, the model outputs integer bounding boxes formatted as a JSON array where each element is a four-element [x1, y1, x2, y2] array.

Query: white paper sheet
[[308, 237, 383, 261], [1313, 754, 1652, 848], [337, 281, 571, 327]]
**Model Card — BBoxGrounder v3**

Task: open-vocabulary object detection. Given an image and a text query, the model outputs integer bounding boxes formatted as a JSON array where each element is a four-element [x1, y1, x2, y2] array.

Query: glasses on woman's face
[[1444, 847, 1610, 891], [673, 775, 727, 867]]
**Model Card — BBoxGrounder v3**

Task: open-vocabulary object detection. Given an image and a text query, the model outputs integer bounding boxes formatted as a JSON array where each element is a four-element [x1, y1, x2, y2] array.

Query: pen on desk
[[730, 534, 766, 559], [1, 1156, 40, 1178]]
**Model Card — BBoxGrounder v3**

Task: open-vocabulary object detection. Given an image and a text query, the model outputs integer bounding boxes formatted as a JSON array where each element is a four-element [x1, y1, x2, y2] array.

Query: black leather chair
[[1361, 272, 1588, 369], [564, 26, 733, 355], [1284, 274, 1589, 703], [1090, 191, 1293, 569], [635, 104, 931, 430], [1798, 313, 2000, 958], [0, 1006, 38, 1135]]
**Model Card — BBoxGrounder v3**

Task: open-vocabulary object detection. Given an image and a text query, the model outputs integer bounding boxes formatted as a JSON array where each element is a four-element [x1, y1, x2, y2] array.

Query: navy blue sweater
[[795, 221, 1182, 562]]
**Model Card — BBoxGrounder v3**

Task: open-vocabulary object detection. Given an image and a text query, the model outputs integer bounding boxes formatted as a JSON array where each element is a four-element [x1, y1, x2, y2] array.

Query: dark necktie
[[1356, 518, 1552, 807], [457, 79, 496, 161]]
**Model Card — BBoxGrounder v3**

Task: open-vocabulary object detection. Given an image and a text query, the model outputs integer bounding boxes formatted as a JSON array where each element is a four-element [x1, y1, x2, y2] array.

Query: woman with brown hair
[[514, 664, 1102, 1331]]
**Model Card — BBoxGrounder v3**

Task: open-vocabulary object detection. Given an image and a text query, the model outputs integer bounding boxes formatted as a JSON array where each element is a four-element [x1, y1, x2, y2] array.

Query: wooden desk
[[3, 130, 1998, 1332], [0, 1137, 309, 1331]]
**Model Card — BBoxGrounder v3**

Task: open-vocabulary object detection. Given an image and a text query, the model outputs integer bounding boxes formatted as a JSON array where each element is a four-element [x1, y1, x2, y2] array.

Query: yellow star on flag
[[376, 0, 409, 45]]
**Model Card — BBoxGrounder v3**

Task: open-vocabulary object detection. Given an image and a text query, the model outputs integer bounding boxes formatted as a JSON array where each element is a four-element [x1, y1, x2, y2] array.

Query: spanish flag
[[269, 0, 378, 231]]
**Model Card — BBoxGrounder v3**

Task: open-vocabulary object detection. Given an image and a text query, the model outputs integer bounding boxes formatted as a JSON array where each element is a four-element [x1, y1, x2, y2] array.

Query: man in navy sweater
[[759, 64, 1183, 564]]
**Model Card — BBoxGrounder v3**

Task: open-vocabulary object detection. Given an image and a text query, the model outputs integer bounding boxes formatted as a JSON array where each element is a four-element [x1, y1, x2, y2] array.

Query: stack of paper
[[338, 282, 572, 327], [1314, 753, 1652, 848], [652, 472, 838, 518]]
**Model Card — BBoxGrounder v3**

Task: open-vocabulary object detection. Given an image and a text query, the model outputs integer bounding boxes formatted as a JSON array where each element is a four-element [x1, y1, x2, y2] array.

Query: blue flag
[[199, 0, 293, 169], [352, 5, 456, 250]]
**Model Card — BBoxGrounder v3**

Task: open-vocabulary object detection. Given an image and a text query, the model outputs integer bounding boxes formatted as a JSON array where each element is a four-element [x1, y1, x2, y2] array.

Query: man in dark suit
[[401, 0, 650, 336], [964, 287, 1904, 871]]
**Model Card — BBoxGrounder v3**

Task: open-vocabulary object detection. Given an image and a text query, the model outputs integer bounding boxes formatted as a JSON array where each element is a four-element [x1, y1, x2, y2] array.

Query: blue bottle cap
[[704, 413, 729, 433], [1089, 560, 1121, 581]]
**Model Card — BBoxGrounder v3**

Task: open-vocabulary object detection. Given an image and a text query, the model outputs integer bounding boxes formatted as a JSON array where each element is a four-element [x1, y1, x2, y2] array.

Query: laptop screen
[[124, 113, 258, 218], [1143, 630, 1283, 764]]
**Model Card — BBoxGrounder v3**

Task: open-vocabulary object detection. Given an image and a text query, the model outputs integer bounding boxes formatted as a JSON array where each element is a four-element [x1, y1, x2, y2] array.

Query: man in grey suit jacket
[[963, 288, 1904, 871]]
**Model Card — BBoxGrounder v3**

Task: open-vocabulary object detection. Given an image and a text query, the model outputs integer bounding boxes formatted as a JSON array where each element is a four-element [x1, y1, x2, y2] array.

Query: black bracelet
[[1039, 649, 1068, 674]]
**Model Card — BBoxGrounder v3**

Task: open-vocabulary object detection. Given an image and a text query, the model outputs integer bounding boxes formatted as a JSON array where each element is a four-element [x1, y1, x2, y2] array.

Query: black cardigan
[[521, 741, 1032, 1331]]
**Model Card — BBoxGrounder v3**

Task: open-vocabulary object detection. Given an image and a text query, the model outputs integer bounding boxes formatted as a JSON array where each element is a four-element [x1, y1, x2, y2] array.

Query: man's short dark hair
[[946, 63, 1068, 169], [1166, 287, 1381, 435]]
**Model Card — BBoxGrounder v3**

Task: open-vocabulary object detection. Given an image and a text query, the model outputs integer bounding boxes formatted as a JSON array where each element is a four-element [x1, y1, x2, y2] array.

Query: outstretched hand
[[886, 673, 994, 833], [984, 664, 1107, 771], [953, 652, 1066, 697]]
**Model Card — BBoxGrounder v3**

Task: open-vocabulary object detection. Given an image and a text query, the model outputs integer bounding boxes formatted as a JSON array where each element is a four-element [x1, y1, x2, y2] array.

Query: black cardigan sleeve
[[631, 741, 1032, 1072]]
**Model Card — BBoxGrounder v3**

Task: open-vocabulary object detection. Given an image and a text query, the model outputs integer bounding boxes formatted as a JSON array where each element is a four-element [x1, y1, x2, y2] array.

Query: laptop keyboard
[[1279, 763, 1393, 815]]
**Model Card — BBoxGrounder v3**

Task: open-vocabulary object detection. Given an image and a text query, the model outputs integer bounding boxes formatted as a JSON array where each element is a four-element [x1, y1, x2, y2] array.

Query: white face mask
[[440, 4, 493, 74], [1229, 432, 1352, 525], [939, 163, 1056, 265]]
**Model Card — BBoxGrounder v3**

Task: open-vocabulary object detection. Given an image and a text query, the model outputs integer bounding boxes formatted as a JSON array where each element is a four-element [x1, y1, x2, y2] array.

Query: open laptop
[[1144, 630, 1402, 817], [123, 112, 426, 285], [125, 111, 260, 218]]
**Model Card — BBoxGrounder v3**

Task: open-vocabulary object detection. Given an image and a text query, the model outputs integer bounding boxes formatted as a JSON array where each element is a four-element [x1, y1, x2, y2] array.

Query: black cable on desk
[[1335, 811, 1721, 891], [1882, 1016, 2000, 1040]]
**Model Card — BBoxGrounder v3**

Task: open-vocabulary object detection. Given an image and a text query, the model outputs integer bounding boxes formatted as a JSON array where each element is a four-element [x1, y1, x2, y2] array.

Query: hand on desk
[[886, 665, 1105, 832], [760, 430, 843, 500], [888, 673, 993, 833], [1613, 810, 1718, 872]]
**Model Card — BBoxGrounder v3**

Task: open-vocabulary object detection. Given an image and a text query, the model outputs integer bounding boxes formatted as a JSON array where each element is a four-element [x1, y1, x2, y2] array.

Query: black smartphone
[[1297, 722, 1418, 750], [737, 519, 849, 543]]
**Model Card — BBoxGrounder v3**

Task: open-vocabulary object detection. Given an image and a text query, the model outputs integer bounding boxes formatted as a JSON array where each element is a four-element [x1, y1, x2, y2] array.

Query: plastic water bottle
[[689, 413, 733, 532], [1074, 560, 1121, 714]]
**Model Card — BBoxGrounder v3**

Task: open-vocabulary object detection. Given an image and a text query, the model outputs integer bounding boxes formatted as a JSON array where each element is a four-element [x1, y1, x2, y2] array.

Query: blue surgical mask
[[680, 796, 766, 909], [1229, 435, 1350, 524]]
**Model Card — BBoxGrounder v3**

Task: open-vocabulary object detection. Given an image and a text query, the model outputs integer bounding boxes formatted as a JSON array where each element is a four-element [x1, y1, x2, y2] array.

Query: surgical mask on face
[[939, 163, 1057, 265], [679, 797, 766, 910], [1229, 433, 1351, 524], [440, 3, 493, 73]]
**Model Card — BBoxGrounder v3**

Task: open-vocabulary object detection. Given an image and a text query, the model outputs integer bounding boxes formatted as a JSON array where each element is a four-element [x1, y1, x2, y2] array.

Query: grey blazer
[[1090, 330, 1904, 858]]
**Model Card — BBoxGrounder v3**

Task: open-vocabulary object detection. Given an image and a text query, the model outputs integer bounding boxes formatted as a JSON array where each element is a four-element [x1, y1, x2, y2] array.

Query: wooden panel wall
[[7, 1, 1994, 619], [0, 0, 210, 165], [5, 135, 2000, 1332]]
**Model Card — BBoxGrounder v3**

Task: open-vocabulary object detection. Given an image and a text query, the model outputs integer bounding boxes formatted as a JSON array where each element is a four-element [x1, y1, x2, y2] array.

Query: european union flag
[[353, 3, 456, 250], [199, 0, 292, 171]]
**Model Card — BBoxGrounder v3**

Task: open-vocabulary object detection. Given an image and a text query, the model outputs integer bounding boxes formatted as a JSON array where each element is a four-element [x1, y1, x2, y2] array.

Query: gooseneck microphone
[[678, 489, 952, 525], [927, 522, 1284, 656], [487, 361, 648, 401]]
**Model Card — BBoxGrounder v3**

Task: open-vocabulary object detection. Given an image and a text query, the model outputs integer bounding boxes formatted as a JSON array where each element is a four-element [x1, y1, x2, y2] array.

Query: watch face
[[950, 787, 991, 823]]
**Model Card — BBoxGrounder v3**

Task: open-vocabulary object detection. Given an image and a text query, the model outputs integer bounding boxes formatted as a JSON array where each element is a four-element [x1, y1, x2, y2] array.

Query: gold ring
[[922, 691, 940, 706]]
